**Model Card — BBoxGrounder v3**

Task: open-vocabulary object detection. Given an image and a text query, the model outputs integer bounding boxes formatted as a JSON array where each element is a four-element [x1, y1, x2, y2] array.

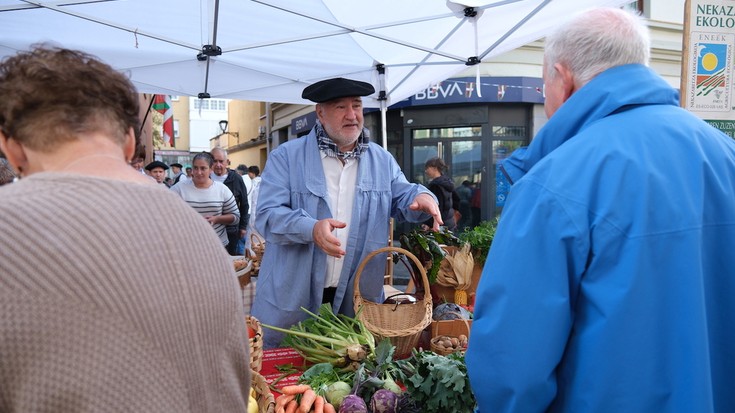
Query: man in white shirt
[[251, 77, 442, 348]]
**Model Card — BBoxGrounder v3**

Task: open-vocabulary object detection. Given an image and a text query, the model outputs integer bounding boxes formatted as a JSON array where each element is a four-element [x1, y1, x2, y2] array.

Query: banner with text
[[681, 0, 735, 137]]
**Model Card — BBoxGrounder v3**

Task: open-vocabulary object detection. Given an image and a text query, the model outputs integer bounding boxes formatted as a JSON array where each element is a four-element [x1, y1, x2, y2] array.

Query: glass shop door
[[411, 127, 482, 230]]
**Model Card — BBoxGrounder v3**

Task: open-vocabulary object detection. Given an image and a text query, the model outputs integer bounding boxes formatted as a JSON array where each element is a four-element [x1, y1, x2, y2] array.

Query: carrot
[[299, 389, 317, 413], [322, 402, 336, 413], [281, 384, 311, 395], [285, 400, 299, 413], [313, 395, 325, 413], [275, 394, 295, 411]]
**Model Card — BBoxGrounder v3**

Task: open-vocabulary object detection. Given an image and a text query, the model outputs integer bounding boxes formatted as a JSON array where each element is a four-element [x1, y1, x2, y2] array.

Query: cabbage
[[326, 381, 352, 409], [432, 302, 471, 321], [370, 389, 398, 413], [338, 394, 368, 413]]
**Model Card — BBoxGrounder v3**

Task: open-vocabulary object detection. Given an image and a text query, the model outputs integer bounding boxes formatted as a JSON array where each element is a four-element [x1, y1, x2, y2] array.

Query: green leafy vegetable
[[349, 339, 403, 406], [262, 304, 376, 369], [399, 228, 461, 284], [458, 217, 499, 265], [297, 362, 357, 409], [395, 350, 476, 413]]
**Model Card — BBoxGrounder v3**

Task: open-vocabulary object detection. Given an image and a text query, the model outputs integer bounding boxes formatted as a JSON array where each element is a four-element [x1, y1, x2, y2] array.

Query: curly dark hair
[[424, 156, 447, 174], [0, 45, 140, 152]]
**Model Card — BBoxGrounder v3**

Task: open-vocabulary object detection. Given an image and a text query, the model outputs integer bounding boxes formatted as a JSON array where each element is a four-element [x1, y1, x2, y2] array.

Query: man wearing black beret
[[252, 77, 442, 348], [170, 162, 184, 185], [145, 160, 169, 187]]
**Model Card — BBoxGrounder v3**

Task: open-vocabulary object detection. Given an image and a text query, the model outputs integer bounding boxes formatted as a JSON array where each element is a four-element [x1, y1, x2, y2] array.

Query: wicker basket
[[247, 315, 264, 372], [232, 256, 253, 288], [429, 314, 470, 356], [353, 246, 433, 358], [247, 233, 265, 276], [250, 369, 275, 413]]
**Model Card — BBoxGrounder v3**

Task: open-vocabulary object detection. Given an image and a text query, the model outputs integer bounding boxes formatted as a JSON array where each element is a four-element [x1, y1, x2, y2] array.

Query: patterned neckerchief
[[315, 120, 370, 160]]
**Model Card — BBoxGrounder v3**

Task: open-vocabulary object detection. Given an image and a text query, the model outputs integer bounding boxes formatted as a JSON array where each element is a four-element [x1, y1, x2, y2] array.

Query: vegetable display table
[[259, 347, 306, 398]]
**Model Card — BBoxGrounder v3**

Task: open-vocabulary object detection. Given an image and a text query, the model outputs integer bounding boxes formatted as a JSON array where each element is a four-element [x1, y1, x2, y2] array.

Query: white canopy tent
[[0, 0, 632, 145]]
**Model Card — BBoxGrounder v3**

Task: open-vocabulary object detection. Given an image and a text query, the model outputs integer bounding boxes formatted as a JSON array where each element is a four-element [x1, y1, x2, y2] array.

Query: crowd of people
[[2, 6, 734, 413]]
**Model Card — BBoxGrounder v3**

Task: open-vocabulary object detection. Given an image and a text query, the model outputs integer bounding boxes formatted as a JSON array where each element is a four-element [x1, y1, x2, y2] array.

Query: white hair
[[544, 7, 650, 86], [210, 146, 228, 158]]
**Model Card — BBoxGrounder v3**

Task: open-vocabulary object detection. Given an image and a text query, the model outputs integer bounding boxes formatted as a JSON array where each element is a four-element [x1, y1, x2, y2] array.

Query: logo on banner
[[688, 33, 733, 111], [697, 43, 727, 94]]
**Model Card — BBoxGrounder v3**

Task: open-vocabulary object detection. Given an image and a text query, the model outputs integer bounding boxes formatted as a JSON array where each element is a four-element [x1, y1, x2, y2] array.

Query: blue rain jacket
[[466, 64, 735, 412], [251, 128, 432, 348]]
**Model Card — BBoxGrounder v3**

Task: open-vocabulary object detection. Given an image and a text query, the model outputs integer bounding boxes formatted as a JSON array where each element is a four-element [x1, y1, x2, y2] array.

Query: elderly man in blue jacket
[[252, 77, 441, 348], [467, 7, 735, 413]]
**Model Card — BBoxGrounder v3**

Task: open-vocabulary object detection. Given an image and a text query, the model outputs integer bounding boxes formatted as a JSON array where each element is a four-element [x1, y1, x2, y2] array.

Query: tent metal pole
[[381, 102, 388, 150], [377, 64, 388, 149]]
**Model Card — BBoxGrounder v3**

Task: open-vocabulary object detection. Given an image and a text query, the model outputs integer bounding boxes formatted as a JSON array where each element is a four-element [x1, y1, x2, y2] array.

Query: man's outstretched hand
[[313, 218, 347, 257], [409, 193, 442, 231]]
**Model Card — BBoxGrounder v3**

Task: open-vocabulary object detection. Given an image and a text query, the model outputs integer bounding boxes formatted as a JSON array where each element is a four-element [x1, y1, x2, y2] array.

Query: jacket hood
[[501, 64, 679, 184], [431, 174, 455, 191]]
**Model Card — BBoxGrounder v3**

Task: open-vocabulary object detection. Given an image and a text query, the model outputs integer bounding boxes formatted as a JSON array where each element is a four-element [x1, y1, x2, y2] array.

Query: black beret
[[170, 163, 183, 168], [145, 160, 169, 171], [302, 77, 375, 103]]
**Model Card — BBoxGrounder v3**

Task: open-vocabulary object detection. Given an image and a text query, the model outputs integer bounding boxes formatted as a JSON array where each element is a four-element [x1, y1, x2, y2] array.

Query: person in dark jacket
[[210, 147, 249, 255], [423, 157, 458, 231], [170, 162, 185, 185]]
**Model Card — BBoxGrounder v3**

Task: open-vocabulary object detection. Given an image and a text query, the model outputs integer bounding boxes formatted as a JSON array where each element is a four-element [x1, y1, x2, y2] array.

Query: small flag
[[497, 85, 506, 101], [152, 95, 174, 147]]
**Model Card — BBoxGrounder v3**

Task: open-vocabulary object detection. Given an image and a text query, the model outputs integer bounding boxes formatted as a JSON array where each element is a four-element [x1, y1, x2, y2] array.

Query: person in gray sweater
[[0, 46, 251, 412]]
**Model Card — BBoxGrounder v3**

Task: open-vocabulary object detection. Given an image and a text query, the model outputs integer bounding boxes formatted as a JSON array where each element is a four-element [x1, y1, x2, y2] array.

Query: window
[[492, 126, 526, 137], [622, 0, 644, 14], [193, 98, 228, 111], [413, 127, 482, 139], [173, 120, 180, 138]]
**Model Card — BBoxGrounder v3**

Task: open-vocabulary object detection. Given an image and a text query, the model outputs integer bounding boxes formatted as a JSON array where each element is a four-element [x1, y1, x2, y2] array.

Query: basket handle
[[244, 247, 256, 259], [353, 246, 431, 300], [250, 232, 264, 247]]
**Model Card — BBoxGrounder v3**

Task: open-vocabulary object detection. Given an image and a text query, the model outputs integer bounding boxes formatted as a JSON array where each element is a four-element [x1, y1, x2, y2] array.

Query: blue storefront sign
[[291, 111, 317, 135], [385, 76, 545, 109]]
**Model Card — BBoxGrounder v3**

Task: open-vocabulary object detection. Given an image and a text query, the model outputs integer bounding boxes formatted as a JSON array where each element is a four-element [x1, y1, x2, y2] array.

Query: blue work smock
[[252, 128, 432, 348]]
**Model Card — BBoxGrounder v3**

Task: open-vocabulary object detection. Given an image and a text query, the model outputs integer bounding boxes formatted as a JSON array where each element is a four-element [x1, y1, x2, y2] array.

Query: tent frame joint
[[197, 44, 222, 61]]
